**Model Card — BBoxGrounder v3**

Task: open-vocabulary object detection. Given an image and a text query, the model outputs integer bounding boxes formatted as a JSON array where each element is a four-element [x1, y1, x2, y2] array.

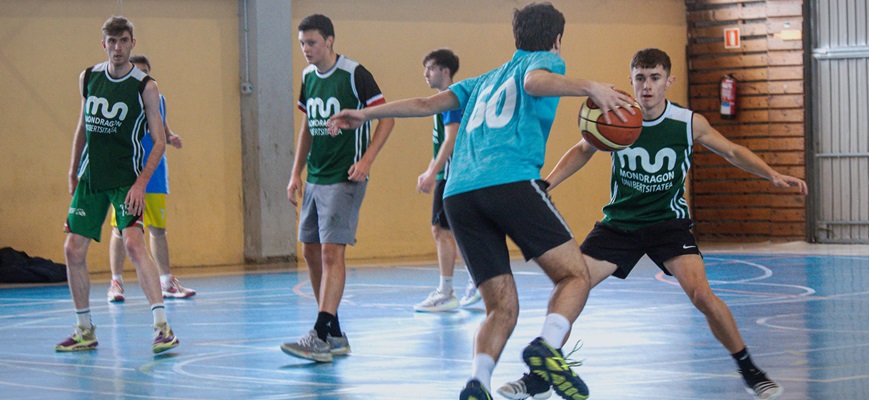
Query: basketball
[[578, 90, 643, 151]]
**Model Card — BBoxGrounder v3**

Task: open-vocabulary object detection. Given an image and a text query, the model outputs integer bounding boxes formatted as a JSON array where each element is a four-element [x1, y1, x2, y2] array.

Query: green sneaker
[[459, 379, 492, 400], [152, 322, 179, 354], [522, 337, 589, 400], [55, 325, 98, 352]]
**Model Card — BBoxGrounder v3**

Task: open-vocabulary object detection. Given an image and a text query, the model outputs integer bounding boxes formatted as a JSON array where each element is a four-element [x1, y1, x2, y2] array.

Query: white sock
[[151, 304, 167, 325], [159, 274, 172, 287], [540, 313, 570, 349], [75, 308, 93, 329], [471, 353, 495, 392], [112, 274, 123, 283], [438, 276, 453, 294]]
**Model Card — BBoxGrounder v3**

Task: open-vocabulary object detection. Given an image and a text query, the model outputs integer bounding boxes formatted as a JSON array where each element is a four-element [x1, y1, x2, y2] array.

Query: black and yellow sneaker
[[522, 337, 589, 400], [459, 379, 492, 400]]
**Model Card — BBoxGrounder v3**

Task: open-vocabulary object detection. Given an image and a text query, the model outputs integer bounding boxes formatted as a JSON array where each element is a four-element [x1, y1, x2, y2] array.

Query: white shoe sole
[[414, 299, 460, 312], [281, 344, 332, 362]]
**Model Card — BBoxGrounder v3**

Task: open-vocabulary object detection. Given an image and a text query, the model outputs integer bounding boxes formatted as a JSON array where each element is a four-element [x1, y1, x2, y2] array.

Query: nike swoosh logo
[[683, 245, 696, 249]]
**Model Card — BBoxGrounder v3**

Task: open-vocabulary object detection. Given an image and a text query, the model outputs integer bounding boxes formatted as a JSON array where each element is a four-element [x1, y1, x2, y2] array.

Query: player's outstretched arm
[[328, 90, 460, 135], [545, 140, 598, 190], [524, 69, 635, 124], [693, 113, 808, 194]]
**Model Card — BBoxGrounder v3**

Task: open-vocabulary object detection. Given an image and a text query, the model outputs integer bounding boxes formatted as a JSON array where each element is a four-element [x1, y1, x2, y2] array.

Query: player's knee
[[688, 287, 717, 312], [63, 241, 87, 265], [122, 236, 147, 261], [432, 226, 453, 242], [320, 244, 345, 266]]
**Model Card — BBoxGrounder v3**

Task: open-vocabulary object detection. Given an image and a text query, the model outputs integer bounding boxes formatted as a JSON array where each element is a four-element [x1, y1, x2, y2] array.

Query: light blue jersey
[[444, 50, 565, 198], [142, 94, 169, 194]]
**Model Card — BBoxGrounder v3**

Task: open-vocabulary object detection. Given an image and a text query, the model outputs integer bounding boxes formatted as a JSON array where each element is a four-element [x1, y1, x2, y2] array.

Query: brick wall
[[686, 0, 807, 240]]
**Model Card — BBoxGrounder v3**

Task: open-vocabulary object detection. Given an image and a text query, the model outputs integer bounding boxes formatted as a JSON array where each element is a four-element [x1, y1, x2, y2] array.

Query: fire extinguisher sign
[[724, 27, 741, 49]]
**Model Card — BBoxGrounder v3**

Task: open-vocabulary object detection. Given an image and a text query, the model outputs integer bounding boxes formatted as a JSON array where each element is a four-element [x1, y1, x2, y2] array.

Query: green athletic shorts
[[64, 179, 142, 242]]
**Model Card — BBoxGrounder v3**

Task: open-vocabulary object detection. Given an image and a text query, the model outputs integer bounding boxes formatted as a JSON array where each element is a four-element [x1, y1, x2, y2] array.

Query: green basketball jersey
[[431, 108, 462, 181], [78, 62, 151, 191], [297, 55, 385, 184], [602, 101, 694, 230]]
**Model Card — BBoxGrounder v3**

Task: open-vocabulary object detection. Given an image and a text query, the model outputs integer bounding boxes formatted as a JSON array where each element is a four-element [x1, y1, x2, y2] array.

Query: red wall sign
[[724, 27, 741, 49]]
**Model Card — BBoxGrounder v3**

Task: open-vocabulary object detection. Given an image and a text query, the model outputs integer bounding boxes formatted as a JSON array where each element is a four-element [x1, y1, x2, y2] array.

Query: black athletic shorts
[[444, 180, 574, 285], [580, 218, 702, 279], [431, 179, 450, 229]]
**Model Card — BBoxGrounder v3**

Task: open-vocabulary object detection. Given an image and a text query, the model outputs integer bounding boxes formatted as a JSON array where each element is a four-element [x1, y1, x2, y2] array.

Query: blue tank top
[[445, 50, 564, 197], [142, 95, 169, 194]]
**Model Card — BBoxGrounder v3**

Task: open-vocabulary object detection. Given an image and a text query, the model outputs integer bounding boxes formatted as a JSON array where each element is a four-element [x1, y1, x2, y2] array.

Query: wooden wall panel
[[686, 0, 807, 241]]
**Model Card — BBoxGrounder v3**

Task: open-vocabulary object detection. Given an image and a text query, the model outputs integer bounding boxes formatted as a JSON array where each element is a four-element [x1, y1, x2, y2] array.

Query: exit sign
[[724, 27, 741, 49]]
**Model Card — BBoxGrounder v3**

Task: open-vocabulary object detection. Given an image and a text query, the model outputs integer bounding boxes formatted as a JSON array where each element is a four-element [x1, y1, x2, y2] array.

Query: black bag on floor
[[0, 247, 68, 283]]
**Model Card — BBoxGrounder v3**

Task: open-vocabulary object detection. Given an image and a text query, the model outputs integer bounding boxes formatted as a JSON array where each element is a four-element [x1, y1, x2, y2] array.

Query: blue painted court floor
[[2, 250, 868, 399]]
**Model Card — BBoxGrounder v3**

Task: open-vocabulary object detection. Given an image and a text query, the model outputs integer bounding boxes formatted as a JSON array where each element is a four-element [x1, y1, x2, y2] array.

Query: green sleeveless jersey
[[78, 62, 151, 191], [297, 55, 385, 184], [602, 101, 694, 230]]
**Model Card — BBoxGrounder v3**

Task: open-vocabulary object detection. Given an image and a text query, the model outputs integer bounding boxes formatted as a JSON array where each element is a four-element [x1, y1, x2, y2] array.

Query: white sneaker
[[107, 279, 125, 302], [413, 290, 459, 312], [162, 275, 196, 298], [459, 281, 482, 307]]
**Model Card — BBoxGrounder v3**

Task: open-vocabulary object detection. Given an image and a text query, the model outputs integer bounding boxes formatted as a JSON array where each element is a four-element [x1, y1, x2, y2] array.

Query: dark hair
[[630, 48, 672, 75], [129, 54, 151, 71], [422, 49, 460, 78], [512, 2, 564, 52], [102, 16, 134, 39], [298, 14, 335, 40]]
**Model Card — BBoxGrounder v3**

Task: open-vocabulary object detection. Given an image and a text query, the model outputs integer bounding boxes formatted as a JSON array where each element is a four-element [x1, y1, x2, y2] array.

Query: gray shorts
[[299, 181, 368, 245]]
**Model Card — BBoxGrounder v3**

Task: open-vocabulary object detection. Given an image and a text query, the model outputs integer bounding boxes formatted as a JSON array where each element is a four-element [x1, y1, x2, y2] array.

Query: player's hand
[[771, 173, 808, 195], [124, 183, 146, 216], [68, 173, 79, 196], [287, 177, 302, 206], [417, 171, 436, 194], [327, 110, 366, 137], [347, 159, 372, 182], [588, 82, 635, 125], [167, 134, 183, 149]]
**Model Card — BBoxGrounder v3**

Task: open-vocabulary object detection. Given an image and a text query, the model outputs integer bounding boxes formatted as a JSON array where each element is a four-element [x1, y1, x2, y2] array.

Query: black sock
[[314, 311, 341, 340], [733, 347, 766, 384]]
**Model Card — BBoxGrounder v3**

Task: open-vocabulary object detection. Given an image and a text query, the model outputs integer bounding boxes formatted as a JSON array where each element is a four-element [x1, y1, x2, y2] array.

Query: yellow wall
[[291, 0, 688, 262], [0, 0, 243, 271], [0, 0, 687, 270]]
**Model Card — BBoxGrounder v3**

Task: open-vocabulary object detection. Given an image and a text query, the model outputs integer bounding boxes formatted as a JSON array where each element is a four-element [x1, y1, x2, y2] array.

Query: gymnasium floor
[[2, 243, 868, 399]]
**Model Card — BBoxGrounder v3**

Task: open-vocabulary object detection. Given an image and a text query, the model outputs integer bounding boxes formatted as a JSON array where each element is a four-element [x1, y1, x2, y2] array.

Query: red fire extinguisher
[[720, 74, 737, 120]]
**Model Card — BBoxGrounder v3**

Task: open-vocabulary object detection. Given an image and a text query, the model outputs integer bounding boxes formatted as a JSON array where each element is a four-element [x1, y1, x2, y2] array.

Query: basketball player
[[107, 54, 196, 303], [498, 48, 802, 400], [413, 48, 480, 312], [328, 3, 634, 398], [282, 14, 395, 363], [58, 16, 179, 354]]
